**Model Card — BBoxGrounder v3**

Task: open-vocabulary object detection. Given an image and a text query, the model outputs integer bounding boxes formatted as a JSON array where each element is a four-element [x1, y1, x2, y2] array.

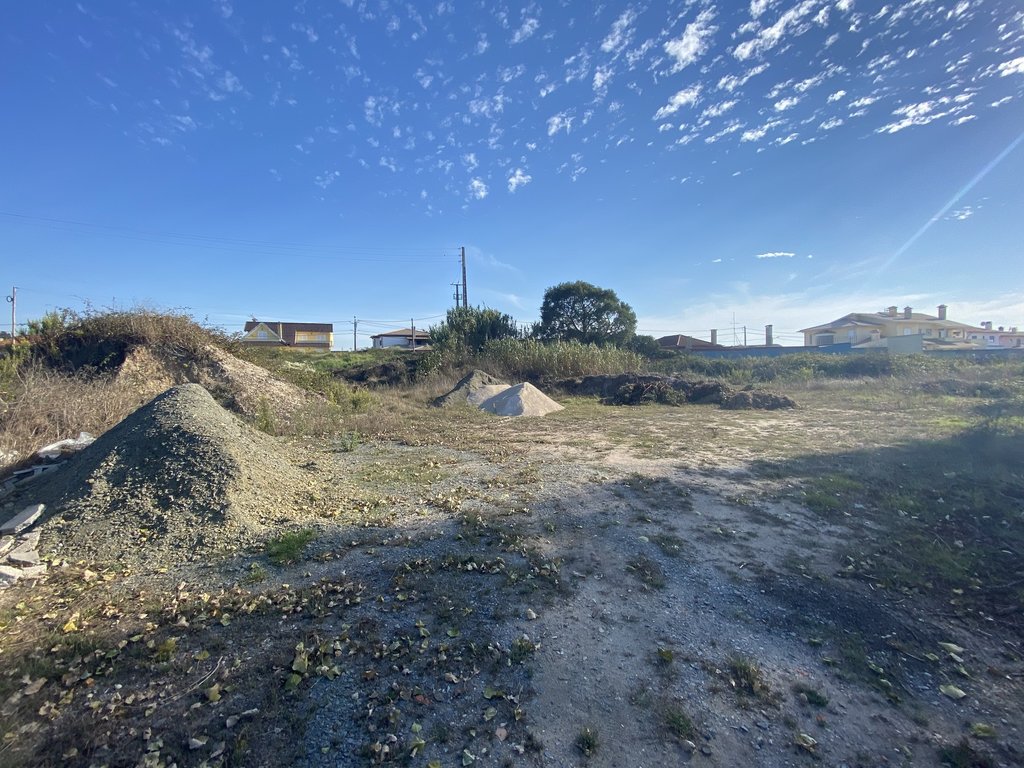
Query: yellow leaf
[[206, 684, 222, 703], [940, 684, 966, 700]]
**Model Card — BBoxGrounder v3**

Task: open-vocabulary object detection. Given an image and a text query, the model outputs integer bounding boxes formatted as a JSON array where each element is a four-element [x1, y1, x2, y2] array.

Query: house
[[370, 328, 431, 350], [799, 305, 980, 349], [968, 322, 1024, 348], [657, 333, 726, 351], [241, 320, 334, 350]]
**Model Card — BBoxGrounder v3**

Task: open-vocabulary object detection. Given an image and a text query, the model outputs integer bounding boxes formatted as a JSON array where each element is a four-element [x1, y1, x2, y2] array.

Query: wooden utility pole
[[460, 246, 468, 308], [410, 318, 415, 350], [352, 316, 358, 351]]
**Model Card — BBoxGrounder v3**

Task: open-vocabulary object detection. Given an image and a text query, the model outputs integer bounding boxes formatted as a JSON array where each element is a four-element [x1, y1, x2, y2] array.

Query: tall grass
[[473, 338, 645, 381]]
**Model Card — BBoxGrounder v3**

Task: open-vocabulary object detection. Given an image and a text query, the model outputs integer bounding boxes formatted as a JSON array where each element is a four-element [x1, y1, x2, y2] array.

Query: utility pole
[[411, 318, 415, 350], [352, 316, 358, 351], [5, 286, 15, 339], [451, 282, 462, 307], [743, 325, 747, 347], [460, 246, 468, 308]]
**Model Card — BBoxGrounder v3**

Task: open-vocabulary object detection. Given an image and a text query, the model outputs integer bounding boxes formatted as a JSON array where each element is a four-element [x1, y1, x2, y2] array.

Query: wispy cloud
[[511, 17, 539, 44], [547, 111, 574, 136], [469, 177, 488, 199], [601, 9, 637, 54], [654, 85, 702, 120], [507, 167, 532, 192], [664, 8, 717, 72], [734, 0, 818, 61], [755, 251, 795, 259]]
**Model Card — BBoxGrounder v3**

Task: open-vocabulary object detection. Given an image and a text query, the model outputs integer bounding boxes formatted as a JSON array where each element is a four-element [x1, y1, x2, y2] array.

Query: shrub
[[471, 338, 645, 382]]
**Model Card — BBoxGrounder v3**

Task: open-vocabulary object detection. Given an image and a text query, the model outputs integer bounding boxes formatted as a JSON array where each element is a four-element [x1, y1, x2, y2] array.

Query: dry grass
[[0, 366, 146, 470]]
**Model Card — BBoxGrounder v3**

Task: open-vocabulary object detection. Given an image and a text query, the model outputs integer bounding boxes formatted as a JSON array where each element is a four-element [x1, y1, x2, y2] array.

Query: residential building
[[800, 305, 979, 348], [968, 322, 1024, 348], [370, 328, 431, 349], [241, 320, 334, 350], [657, 333, 725, 351]]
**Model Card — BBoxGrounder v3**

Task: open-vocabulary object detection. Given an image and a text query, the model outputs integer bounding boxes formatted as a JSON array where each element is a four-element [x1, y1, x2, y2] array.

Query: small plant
[[627, 555, 666, 589], [792, 682, 829, 708], [662, 701, 696, 740], [575, 727, 599, 757], [152, 637, 178, 663], [254, 397, 277, 434], [510, 635, 537, 664], [938, 738, 995, 768], [242, 563, 268, 584], [656, 646, 675, 666], [727, 655, 770, 698], [265, 529, 316, 565], [336, 430, 360, 452]]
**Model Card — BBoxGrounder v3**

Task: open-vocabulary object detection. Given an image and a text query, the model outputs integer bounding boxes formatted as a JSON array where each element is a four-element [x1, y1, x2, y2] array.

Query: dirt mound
[[918, 379, 1016, 398], [117, 344, 312, 421], [337, 356, 421, 388], [478, 382, 565, 417], [432, 369, 509, 407], [27, 384, 305, 568], [720, 390, 797, 410], [556, 373, 796, 410]]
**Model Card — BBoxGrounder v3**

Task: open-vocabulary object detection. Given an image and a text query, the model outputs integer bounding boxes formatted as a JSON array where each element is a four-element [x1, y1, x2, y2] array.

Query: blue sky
[[3, 0, 1023, 348]]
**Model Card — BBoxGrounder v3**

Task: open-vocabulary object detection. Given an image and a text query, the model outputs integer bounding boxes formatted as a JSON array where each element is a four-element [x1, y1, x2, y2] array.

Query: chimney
[[937, 304, 947, 320], [903, 306, 912, 319], [765, 324, 773, 346], [710, 329, 718, 346], [887, 306, 898, 318], [277, 323, 284, 342], [982, 321, 993, 331]]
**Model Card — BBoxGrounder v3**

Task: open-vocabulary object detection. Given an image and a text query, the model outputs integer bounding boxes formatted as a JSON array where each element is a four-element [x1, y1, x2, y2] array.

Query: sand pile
[[432, 370, 510, 407], [478, 383, 565, 417], [117, 344, 313, 422], [26, 384, 305, 568]]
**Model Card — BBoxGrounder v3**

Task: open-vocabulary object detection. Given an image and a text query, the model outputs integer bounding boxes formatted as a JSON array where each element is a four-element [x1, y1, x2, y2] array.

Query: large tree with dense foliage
[[429, 306, 520, 355], [535, 281, 637, 346]]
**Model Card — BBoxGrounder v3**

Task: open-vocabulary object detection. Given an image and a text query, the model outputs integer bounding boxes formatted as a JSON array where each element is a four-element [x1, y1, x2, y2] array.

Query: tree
[[536, 281, 637, 346], [429, 306, 519, 355]]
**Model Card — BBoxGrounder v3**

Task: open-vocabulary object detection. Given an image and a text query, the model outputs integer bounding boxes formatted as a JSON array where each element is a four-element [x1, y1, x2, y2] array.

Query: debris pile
[[0, 503, 47, 589]]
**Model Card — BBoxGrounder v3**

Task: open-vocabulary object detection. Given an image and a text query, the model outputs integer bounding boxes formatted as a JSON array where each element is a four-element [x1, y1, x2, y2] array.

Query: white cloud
[[819, 116, 843, 129], [601, 9, 637, 54], [750, 0, 777, 19], [511, 18, 540, 44], [654, 85, 702, 119], [701, 99, 738, 119], [469, 178, 489, 199], [462, 152, 478, 171], [997, 56, 1024, 76], [547, 111, 574, 136], [476, 34, 489, 54], [947, 206, 974, 220], [314, 170, 340, 189], [774, 96, 800, 111], [827, 89, 846, 102], [734, 0, 818, 61], [507, 167, 532, 192], [717, 63, 769, 92], [755, 251, 796, 259], [664, 9, 717, 72], [593, 65, 613, 95], [849, 95, 878, 108]]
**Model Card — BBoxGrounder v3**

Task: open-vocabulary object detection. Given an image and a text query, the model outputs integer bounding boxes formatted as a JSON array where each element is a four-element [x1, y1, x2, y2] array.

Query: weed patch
[[265, 529, 316, 565]]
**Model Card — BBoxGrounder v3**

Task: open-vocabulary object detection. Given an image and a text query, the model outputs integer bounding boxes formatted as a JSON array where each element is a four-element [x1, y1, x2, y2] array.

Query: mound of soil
[[918, 379, 1016, 398], [720, 390, 797, 410], [117, 344, 313, 422], [478, 382, 565, 417], [555, 373, 796, 410], [432, 369, 509, 407], [26, 384, 305, 568]]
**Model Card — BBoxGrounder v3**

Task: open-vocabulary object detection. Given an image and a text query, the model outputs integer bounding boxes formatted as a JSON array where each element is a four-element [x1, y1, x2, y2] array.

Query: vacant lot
[[1, 368, 1022, 767]]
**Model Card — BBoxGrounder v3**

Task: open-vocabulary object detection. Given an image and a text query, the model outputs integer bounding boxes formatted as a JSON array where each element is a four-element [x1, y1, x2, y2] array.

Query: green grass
[[575, 727, 599, 757], [792, 682, 829, 708], [265, 529, 317, 565], [662, 702, 696, 740]]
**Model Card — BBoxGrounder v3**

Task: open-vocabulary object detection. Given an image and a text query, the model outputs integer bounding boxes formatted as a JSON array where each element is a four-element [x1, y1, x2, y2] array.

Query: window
[[294, 331, 329, 344], [257, 330, 268, 340]]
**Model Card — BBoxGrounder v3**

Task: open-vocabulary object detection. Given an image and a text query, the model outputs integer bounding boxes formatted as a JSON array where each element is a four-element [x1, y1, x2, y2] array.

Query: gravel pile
[[431, 369, 509, 407], [478, 382, 565, 417], [26, 384, 305, 569]]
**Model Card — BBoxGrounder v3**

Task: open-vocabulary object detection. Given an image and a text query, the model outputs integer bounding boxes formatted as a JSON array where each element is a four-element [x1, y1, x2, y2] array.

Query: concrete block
[[0, 564, 22, 586], [0, 504, 45, 535], [19, 564, 47, 579], [18, 530, 41, 550], [0, 536, 14, 557]]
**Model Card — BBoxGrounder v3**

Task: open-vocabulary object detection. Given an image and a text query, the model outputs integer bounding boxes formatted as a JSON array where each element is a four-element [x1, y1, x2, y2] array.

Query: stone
[[0, 504, 45, 535], [18, 530, 41, 549], [8, 547, 41, 567], [19, 564, 47, 579], [0, 564, 23, 586], [0, 536, 14, 557]]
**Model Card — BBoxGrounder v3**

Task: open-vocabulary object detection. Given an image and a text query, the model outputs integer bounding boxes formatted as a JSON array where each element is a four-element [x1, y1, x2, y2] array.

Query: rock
[[19, 565, 47, 579], [525, 608, 538, 620], [7, 547, 41, 567], [0, 536, 14, 557], [0, 564, 23, 586], [432, 370, 509, 408], [0, 504, 45, 535], [18, 530, 41, 549]]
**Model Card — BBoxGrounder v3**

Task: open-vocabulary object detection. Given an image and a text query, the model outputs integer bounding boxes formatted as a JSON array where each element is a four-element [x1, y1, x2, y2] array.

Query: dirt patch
[[335, 356, 420, 388], [720, 390, 797, 410], [19, 384, 307, 569]]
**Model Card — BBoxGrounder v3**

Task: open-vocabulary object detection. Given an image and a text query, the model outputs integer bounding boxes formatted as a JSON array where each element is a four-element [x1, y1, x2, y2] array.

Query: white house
[[968, 322, 1024, 348], [370, 328, 431, 349]]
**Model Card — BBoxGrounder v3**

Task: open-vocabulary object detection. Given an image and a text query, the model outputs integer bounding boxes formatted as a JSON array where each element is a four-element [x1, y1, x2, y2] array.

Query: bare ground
[[1, 379, 1022, 767]]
